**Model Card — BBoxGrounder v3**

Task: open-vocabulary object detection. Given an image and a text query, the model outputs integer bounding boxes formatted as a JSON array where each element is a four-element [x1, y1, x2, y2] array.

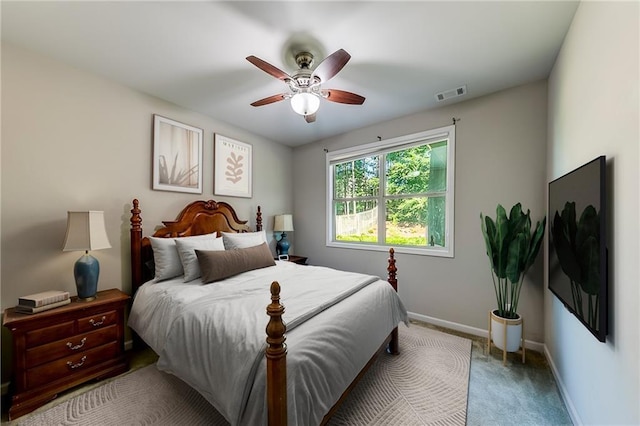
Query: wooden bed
[[129, 198, 400, 426]]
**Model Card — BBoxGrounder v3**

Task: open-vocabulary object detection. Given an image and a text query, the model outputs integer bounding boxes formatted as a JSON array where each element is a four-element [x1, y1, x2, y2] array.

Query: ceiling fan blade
[[305, 113, 317, 123], [246, 56, 291, 81], [250, 93, 287, 107], [323, 89, 366, 105], [311, 49, 351, 83]]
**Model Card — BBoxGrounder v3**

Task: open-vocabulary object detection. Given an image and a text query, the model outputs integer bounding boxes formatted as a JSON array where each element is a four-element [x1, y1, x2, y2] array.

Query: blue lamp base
[[276, 232, 290, 256], [74, 252, 100, 301]]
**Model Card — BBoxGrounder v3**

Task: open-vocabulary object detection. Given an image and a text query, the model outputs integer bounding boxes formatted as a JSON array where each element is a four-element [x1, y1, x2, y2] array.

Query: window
[[326, 125, 455, 257]]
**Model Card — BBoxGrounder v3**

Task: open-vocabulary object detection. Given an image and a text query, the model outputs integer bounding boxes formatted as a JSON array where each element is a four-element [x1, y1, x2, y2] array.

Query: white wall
[[1, 43, 293, 380], [293, 81, 548, 344], [546, 2, 639, 424]]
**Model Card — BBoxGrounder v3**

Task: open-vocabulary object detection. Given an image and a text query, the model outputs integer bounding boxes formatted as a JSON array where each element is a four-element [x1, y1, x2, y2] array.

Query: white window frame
[[326, 125, 455, 257]]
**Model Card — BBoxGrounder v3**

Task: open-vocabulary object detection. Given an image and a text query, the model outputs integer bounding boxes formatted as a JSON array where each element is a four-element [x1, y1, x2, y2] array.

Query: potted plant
[[480, 203, 546, 357]]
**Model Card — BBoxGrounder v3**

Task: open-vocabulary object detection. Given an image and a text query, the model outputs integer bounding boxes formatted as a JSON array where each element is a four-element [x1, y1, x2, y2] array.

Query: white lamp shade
[[62, 211, 112, 252], [274, 214, 294, 232], [290, 92, 320, 116]]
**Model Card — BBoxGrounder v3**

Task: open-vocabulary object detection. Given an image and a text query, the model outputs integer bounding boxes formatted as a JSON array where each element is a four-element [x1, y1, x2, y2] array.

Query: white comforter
[[129, 261, 408, 425]]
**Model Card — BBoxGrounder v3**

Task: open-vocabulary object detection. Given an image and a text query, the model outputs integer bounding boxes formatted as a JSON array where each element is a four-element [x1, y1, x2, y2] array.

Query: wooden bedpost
[[266, 281, 287, 426], [256, 206, 263, 231], [130, 199, 142, 293], [387, 248, 399, 355], [387, 248, 397, 291]]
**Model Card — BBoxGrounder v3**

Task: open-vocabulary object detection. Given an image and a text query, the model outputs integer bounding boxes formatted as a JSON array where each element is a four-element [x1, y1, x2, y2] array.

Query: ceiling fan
[[246, 49, 365, 123]]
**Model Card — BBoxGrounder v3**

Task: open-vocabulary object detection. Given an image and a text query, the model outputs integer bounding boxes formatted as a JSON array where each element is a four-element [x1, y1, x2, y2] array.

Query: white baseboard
[[407, 311, 545, 353], [544, 345, 582, 425], [1, 340, 136, 397]]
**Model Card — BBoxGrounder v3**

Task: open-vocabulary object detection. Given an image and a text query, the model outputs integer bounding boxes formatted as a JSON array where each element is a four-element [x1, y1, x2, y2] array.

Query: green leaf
[[480, 214, 495, 270], [506, 233, 527, 284], [494, 205, 509, 279], [526, 217, 546, 270], [508, 203, 522, 219], [508, 203, 527, 233]]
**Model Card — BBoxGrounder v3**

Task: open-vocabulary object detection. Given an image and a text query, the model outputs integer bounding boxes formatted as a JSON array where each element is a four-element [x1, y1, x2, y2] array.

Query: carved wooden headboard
[[129, 199, 262, 294]]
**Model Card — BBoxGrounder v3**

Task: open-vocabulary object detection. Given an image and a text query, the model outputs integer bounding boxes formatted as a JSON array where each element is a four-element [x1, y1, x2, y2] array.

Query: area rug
[[15, 324, 471, 426]]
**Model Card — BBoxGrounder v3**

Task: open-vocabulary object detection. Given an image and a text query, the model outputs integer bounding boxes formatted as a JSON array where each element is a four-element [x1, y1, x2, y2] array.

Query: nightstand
[[276, 255, 308, 265], [3, 288, 130, 419]]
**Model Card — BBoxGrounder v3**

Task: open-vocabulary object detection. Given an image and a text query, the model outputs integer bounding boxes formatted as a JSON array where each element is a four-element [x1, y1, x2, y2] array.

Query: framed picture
[[214, 134, 252, 198], [152, 115, 203, 194]]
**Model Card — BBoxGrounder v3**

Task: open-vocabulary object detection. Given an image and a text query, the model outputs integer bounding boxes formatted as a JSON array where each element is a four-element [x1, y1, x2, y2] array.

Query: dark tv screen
[[548, 156, 607, 342]]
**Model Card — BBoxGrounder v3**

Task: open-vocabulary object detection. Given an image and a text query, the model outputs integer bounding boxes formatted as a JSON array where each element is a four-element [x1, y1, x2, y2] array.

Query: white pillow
[[149, 232, 216, 281], [222, 230, 267, 250], [175, 236, 225, 282]]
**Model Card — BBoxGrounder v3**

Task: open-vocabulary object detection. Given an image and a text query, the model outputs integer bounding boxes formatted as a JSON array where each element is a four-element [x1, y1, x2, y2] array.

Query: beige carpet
[[14, 324, 471, 426]]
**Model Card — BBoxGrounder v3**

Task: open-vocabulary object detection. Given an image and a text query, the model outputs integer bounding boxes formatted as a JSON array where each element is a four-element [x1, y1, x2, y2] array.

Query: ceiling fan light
[[290, 92, 320, 116]]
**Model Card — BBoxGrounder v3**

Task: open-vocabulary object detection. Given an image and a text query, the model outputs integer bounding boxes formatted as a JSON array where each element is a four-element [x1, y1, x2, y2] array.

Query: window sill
[[326, 241, 454, 258]]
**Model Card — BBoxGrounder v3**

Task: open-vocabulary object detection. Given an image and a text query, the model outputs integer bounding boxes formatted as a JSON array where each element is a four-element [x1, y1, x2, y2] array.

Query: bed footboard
[[265, 248, 399, 425]]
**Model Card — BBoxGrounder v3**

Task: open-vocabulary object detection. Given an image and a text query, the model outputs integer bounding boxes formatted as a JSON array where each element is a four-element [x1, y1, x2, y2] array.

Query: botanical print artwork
[[158, 123, 198, 187], [214, 134, 252, 198], [152, 115, 203, 194], [225, 151, 244, 184]]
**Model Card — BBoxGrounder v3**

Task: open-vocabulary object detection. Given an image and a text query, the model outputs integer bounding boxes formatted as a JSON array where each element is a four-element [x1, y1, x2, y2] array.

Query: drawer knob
[[89, 316, 106, 327], [66, 337, 87, 351], [67, 356, 87, 369]]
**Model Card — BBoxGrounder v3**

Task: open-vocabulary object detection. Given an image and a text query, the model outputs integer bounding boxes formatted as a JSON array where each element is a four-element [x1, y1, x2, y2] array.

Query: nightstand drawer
[[27, 341, 119, 389], [25, 321, 75, 348], [25, 325, 118, 368], [77, 310, 117, 333]]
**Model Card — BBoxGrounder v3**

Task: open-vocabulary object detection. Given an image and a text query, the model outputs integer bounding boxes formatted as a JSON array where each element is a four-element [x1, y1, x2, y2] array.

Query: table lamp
[[274, 214, 294, 256], [62, 211, 111, 301]]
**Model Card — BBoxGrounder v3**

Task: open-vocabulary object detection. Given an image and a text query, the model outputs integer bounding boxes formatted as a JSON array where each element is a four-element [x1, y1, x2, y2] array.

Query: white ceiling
[[2, 1, 579, 146]]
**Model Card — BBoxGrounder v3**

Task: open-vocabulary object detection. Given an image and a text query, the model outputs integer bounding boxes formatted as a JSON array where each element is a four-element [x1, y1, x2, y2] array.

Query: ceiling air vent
[[435, 85, 467, 102]]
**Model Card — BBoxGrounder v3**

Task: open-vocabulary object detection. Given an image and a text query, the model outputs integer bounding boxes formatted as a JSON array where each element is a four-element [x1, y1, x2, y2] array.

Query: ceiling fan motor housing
[[295, 52, 314, 70]]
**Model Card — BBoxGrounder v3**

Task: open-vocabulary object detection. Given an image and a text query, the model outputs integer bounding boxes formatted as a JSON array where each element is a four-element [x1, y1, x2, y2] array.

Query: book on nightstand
[[15, 298, 71, 314], [17, 290, 70, 308]]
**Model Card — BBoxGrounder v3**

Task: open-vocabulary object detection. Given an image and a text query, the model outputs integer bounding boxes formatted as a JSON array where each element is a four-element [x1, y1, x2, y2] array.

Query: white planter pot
[[488, 310, 525, 364]]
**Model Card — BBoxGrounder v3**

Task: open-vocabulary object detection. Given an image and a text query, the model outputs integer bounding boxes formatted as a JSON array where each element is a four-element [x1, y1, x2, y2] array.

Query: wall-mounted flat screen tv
[[548, 156, 607, 342]]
